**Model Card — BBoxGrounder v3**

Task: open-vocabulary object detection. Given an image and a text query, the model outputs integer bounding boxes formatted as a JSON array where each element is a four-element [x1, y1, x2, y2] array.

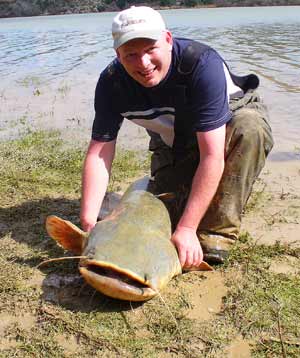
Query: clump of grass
[[0, 130, 150, 206], [17, 75, 42, 88], [222, 234, 300, 357], [57, 83, 71, 98], [109, 150, 150, 192], [33, 88, 41, 96], [0, 131, 82, 205], [244, 178, 272, 213]]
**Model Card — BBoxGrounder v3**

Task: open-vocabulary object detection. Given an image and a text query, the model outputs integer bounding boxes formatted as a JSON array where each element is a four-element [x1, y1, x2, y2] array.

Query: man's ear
[[165, 31, 173, 47], [116, 49, 120, 59]]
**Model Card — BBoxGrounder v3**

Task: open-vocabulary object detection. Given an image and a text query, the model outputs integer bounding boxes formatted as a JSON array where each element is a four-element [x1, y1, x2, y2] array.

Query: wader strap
[[172, 40, 260, 162], [178, 41, 210, 75], [173, 41, 211, 161], [178, 40, 260, 90]]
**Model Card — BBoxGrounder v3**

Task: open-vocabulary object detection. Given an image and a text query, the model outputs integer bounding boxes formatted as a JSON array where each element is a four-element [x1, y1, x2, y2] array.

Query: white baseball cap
[[112, 6, 166, 50]]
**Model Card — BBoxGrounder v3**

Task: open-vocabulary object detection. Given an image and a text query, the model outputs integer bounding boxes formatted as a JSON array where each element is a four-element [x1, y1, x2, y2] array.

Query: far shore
[[1, 2, 300, 19]]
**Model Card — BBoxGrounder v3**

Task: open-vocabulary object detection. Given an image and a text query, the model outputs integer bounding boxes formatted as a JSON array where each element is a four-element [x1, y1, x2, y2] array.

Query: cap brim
[[113, 29, 164, 50]]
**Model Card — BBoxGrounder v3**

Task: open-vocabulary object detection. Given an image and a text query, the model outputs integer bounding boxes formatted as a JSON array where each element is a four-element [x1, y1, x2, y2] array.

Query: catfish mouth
[[86, 265, 148, 287], [79, 261, 157, 302]]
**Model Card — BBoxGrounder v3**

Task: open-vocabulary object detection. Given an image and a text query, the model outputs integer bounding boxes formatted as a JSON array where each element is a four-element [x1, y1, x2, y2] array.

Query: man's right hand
[[171, 225, 203, 269]]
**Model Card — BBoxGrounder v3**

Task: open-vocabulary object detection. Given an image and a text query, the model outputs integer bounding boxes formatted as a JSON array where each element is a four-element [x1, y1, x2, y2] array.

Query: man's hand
[[171, 225, 203, 269]]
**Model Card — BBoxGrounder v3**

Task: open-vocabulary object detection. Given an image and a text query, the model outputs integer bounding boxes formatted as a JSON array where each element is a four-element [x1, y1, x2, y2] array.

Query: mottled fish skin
[[46, 177, 212, 302], [79, 177, 182, 300]]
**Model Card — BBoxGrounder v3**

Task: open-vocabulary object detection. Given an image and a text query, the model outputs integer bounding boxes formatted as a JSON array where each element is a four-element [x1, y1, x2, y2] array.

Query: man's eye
[[126, 53, 136, 59], [147, 47, 157, 53]]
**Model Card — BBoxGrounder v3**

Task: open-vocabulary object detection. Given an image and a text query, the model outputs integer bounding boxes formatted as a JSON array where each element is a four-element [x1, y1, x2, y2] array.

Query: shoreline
[[1, 74, 299, 160]]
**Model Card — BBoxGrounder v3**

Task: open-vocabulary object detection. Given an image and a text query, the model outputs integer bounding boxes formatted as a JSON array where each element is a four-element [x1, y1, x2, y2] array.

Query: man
[[80, 6, 273, 268]]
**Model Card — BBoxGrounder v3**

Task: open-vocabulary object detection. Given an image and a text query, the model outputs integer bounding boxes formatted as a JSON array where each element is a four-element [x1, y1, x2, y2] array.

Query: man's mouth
[[139, 67, 156, 78]]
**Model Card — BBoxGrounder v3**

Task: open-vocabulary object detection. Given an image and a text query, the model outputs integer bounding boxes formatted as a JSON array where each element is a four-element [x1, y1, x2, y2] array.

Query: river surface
[[0, 6, 300, 160]]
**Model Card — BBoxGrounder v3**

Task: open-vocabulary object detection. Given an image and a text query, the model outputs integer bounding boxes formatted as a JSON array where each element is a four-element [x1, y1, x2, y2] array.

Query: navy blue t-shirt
[[92, 38, 239, 148]]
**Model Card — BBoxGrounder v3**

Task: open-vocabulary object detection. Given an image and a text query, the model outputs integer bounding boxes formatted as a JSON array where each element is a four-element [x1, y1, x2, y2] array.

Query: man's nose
[[138, 53, 151, 67]]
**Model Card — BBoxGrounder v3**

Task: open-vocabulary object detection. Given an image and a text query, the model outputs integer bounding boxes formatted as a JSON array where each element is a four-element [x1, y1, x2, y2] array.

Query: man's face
[[117, 31, 173, 88]]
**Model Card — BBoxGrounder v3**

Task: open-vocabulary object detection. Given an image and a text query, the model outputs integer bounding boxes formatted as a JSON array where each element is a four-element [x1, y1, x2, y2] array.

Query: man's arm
[[80, 139, 116, 232], [171, 124, 226, 268]]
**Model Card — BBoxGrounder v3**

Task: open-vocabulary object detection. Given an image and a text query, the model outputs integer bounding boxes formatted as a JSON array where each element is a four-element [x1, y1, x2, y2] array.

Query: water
[[0, 6, 300, 160]]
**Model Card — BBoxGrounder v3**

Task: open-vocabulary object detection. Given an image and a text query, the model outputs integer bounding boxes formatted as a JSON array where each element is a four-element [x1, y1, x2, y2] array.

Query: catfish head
[[45, 215, 160, 301]]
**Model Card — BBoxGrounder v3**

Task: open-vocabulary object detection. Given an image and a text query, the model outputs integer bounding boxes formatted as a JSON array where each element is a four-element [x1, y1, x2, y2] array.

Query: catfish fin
[[156, 192, 176, 202], [183, 261, 214, 272], [46, 215, 88, 255]]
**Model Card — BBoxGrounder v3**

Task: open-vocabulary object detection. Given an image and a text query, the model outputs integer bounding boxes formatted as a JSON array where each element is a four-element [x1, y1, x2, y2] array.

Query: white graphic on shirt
[[121, 107, 175, 118], [121, 108, 175, 147], [120, 67, 242, 147]]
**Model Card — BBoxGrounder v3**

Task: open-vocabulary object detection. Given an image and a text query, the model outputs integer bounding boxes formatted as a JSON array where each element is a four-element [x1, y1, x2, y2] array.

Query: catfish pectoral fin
[[183, 261, 214, 272], [46, 215, 87, 255], [155, 192, 176, 202]]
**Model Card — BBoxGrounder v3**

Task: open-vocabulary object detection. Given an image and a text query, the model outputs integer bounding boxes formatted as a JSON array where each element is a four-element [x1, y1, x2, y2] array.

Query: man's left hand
[[171, 226, 203, 269]]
